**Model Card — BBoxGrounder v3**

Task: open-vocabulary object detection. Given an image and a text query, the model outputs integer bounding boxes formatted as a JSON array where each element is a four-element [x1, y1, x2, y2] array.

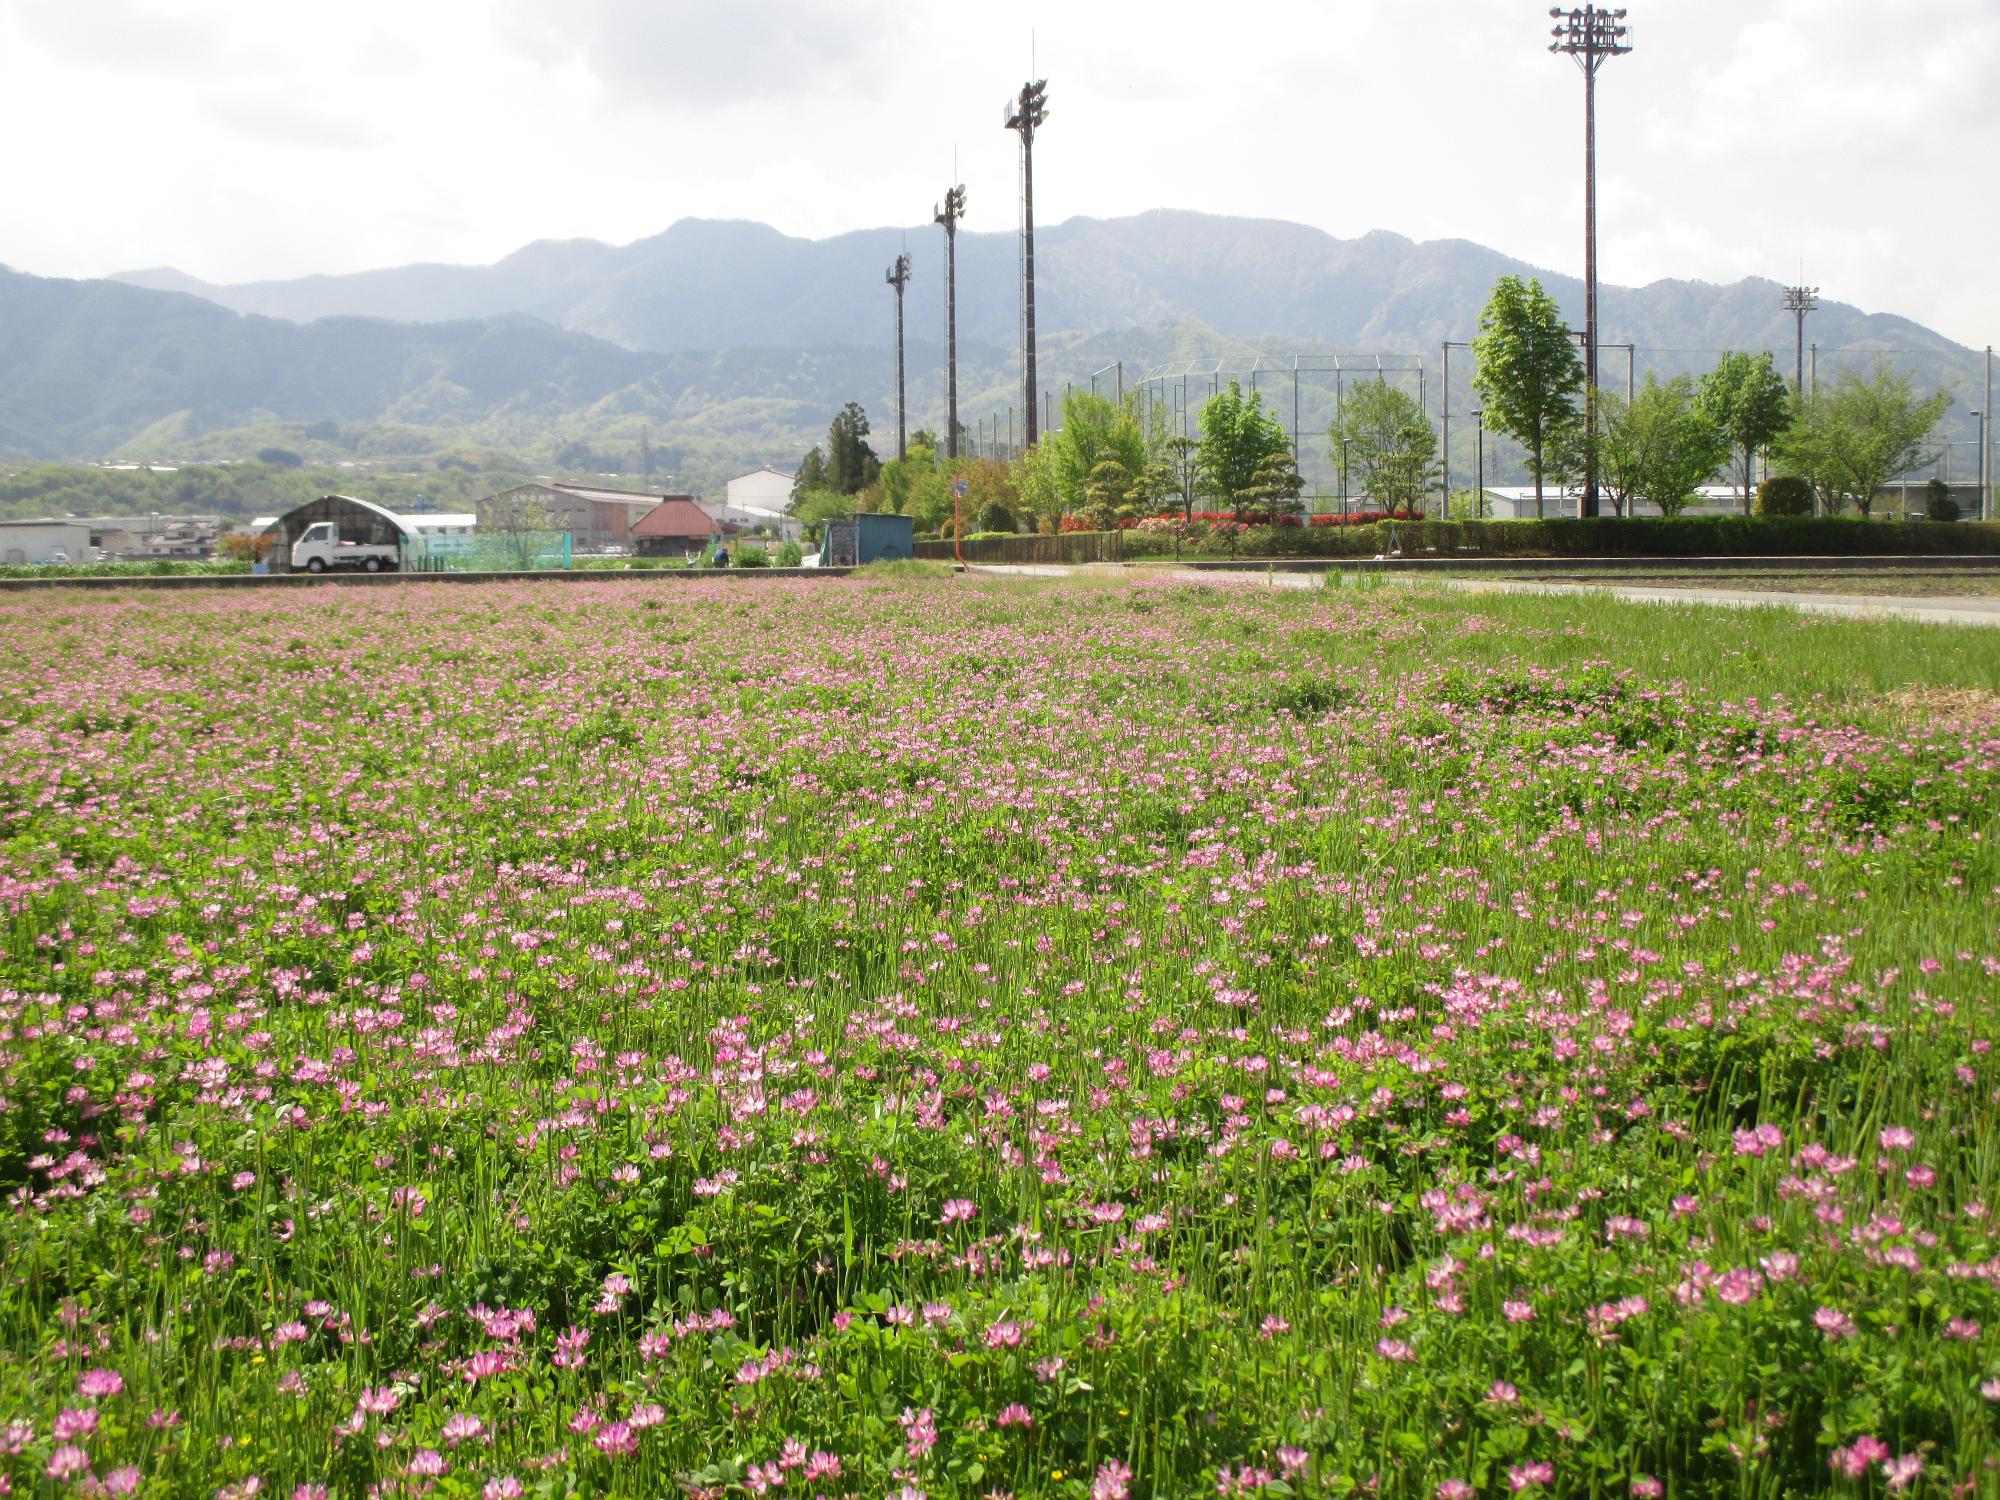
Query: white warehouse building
[[0, 518, 96, 565], [701, 466, 802, 541]]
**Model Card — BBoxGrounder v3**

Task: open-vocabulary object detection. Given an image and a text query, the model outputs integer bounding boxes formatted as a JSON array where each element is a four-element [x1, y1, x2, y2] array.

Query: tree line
[[787, 275, 1959, 537], [1472, 275, 1955, 519]]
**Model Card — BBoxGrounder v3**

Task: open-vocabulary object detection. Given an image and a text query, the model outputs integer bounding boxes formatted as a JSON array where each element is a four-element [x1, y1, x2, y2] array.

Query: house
[[79, 513, 229, 558], [632, 498, 723, 558], [479, 482, 670, 551]]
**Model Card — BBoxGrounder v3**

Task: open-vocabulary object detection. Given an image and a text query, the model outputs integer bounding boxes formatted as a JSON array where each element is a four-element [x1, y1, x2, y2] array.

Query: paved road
[[964, 563, 2000, 629], [1424, 578, 2000, 629]]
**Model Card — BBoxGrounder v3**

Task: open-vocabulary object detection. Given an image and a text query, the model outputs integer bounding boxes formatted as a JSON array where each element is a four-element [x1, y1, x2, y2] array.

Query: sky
[[0, 0, 1995, 348]]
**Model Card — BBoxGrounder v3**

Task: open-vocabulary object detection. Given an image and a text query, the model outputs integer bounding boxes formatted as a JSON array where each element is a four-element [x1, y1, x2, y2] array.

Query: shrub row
[[932, 516, 2000, 565], [1179, 516, 2000, 560]]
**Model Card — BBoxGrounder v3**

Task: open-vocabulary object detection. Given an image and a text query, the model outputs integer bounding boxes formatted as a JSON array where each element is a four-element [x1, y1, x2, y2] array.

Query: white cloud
[[0, 0, 1992, 345]]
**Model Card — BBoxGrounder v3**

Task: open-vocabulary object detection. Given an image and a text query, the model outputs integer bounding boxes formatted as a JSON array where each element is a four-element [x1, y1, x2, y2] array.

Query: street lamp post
[[1549, 6, 1632, 520]]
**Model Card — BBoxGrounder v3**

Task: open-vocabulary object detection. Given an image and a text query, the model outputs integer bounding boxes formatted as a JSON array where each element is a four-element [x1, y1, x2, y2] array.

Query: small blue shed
[[821, 513, 914, 567]]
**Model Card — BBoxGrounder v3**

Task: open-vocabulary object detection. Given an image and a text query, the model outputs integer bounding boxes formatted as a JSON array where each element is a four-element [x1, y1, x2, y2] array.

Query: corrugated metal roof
[[542, 482, 667, 507]]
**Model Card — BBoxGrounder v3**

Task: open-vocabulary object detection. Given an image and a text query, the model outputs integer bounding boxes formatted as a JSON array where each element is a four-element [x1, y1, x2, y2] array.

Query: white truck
[[291, 522, 400, 574]]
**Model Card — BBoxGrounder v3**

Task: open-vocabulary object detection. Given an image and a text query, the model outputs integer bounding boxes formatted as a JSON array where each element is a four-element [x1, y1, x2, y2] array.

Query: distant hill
[[113, 211, 1975, 368], [0, 211, 1979, 492]]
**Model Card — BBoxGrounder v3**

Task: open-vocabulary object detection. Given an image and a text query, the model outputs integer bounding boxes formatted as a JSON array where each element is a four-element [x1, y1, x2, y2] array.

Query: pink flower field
[[0, 574, 1996, 1498]]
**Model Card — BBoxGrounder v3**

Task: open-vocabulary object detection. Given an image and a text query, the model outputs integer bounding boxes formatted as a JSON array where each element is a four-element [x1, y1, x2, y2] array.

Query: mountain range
[[0, 210, 1982, 494]]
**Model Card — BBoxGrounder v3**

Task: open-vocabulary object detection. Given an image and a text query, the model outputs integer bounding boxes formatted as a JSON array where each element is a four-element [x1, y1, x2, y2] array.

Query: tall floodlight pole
[[1783, 286, 1819, 395], [934, 186, 966, 459], [1550, 6, 1631, 520], [1004, 79, 1050, 448], [886, 253, 912, 462]]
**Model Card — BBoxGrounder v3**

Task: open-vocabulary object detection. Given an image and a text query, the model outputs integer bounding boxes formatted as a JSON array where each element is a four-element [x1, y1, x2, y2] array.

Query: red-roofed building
[[632, 497, 724, 558]]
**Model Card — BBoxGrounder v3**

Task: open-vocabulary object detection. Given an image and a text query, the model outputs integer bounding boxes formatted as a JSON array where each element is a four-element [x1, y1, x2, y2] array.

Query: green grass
[[0, 572, 1994, 1499]]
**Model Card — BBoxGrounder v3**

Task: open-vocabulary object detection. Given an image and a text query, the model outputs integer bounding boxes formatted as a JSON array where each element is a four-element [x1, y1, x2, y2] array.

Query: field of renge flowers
[[0, 571, 1997, 1500]]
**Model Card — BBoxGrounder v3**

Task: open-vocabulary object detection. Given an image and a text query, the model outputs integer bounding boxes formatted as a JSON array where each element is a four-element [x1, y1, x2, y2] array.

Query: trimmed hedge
[[1176, 516, 2000, 559], [920, 517, 2000, 566]]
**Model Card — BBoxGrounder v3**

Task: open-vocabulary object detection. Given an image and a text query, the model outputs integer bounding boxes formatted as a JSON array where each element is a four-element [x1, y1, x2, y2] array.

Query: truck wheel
[[364, 557, 383, 573], [306, 557, 327, 574]]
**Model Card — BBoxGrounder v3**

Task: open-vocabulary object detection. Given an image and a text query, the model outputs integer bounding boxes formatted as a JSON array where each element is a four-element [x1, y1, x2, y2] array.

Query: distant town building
[[0, 513, 231, 561], [701, 466, 801, 541], [727, 466, 794, 510], [89, 513, 231, 558], [479, 482, 669, 551], [0, 519, 95, 565]]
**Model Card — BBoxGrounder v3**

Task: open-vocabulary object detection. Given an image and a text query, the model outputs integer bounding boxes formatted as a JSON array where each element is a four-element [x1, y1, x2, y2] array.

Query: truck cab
[[291, 522, 399, 574]]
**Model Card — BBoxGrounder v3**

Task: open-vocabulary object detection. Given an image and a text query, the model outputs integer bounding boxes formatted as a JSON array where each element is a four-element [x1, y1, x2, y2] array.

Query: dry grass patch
[[1877, 683, 2000, 732]]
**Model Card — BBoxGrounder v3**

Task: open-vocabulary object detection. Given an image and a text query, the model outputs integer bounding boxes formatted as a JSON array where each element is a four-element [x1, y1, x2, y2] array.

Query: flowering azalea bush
[[0, 576, 1995, 1498]]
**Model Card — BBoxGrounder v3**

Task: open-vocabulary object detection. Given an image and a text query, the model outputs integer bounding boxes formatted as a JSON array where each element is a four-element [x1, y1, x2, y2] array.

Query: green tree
[[1084, 457, 1134, 530], [1754, 475, 1814, 517], [1011, 444, 1063, 534], [877, 441, 940, 517], [1924, 477, 1960, 523], [1245, 450, 1305, 524], [1043, 391, 1147, 517], [790, 447, 827, 503], [1471, 276, 1583, 518], [1330, 381, 1438, 515], [1695, 352, 1792, 514], [1772, 366, 1951, 517], [958, 458, 1019, 533], [1130, 451, 1181, 521], [789, 489, 853, 542], [1597, 375, 1731, 518], [1164, 435, 1199, 520], [824, 403, 880, 495], [1196, 382, 1291, 513]]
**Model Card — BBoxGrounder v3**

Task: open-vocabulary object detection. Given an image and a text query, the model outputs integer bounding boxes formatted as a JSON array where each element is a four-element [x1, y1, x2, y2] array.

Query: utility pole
[[1973, 409, 1986, 522], [1550, 6, 1632, 520], [1473, 409, 1486, 519], [1004, 78, 1050, 448], [1985, 344, 1993, 521], [934, 186, 965, 459], [1783, 286, 1819, 395]]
